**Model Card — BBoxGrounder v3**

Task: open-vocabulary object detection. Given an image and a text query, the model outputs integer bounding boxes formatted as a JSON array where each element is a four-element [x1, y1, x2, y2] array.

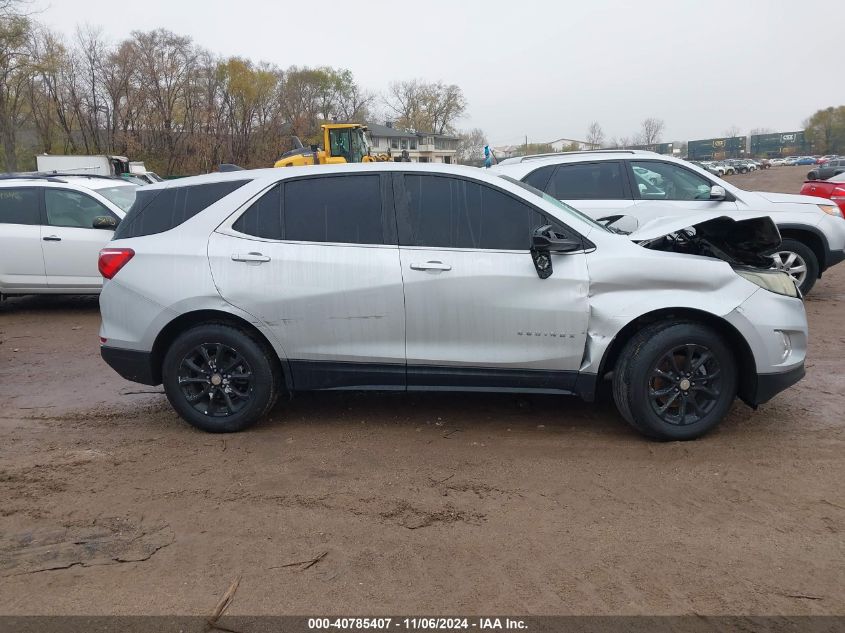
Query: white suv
[[98, 164, 807, 441], [0, 174, 137, 297], [492, 150, 845, 294]]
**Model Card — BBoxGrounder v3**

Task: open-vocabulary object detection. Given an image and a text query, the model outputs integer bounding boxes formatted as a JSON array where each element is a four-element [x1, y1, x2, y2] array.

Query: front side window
[[547, 162, 627, 200], [630, 161, 713, 201], [401, 175, 547, 250], [45, 189, 113, 228], [95, 185, 137, 212], [0, 188, 40, 225]]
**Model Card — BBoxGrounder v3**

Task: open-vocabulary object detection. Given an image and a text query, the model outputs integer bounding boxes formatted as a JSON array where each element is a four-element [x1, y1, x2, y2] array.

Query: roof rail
[[0, 173, 65, 183], [517, 149, 642, 162]]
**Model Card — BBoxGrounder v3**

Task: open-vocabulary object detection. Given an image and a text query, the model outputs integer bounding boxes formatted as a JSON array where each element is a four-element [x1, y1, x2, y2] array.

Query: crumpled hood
[[630, 213, 781, 268], [753, 191, 825, 205]]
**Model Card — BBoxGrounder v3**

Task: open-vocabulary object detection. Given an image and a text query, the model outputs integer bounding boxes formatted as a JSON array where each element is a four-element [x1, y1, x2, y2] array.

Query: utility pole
[[524, 134, 528, 156]]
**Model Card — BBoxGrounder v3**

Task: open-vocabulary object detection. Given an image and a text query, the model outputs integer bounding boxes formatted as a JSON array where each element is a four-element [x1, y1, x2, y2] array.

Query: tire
[[807, 172, 817, 180], [161, 323, 280, 432], [771, 238, 819, 296], [612, 322, 737, 441], [739, 167, 747, 174]]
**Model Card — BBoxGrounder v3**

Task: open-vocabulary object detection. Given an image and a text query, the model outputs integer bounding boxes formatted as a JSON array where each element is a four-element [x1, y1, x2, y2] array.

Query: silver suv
[[492, 150, 845, 295], [98, 164, 807, 441]]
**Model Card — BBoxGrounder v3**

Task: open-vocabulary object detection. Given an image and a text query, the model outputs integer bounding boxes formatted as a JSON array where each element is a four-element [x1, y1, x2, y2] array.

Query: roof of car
[[137, 162, 500, 190], [0, 173, 137, 190]]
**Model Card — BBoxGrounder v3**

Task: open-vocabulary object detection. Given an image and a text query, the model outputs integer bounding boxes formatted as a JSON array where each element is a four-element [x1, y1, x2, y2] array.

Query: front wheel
[[807, 172, 817, 180], [612, 322, 737, 441], [771, 238, 818, 296], [162, 324, 280, 432]]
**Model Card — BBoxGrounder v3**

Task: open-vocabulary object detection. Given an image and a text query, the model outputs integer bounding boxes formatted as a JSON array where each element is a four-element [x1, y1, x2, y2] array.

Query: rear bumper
[[749, 363, 805, 406], [101, 346, 159, 385]]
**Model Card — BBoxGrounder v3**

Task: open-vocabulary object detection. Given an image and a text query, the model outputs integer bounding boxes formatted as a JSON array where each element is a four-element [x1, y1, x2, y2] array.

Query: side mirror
[[530, 225, 582, 279], [709, 185, 727, 200], [93, 215, 119, 230]]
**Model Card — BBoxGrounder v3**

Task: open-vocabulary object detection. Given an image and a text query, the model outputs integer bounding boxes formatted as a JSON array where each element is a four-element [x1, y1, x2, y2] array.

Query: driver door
[[395, 173, 590, 391], [41, 188, 119, 290]]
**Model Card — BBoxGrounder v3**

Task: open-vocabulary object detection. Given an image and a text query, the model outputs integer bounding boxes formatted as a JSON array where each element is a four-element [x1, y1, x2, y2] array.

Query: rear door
[[395, 173, 590, 391], [524, 161, 635, 221], [0, 187, 46, 292], [41, 188, 119, 290], [627, 159, 738, 223], [209, 174, 407, 390]]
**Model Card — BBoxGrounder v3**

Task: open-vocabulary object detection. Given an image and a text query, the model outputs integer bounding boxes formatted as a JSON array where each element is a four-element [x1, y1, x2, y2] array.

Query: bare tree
[[586, 121, 604, 148], [0, 5, 32, 170], [640, 117, 665, 145], [723, 125, 741, 138], [385, 79, 466, 133], [456, 127, 486, 163]]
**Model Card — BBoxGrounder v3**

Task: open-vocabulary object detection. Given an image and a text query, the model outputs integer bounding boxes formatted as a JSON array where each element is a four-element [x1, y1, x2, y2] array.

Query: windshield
[[498, 174, 610, 232], [96, 185, 138, 212]]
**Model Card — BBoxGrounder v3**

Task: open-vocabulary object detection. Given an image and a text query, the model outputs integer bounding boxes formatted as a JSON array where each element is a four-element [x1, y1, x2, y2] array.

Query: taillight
[[98, 248, 135, 279], [831, 187, 845, 201]]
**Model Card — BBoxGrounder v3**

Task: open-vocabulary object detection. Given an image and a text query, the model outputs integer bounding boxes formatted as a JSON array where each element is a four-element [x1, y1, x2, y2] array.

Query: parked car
[[758, 159, 772, 169], [796, 157, 817, 166], [725, 159, 755, 174], [691, 161, 722, 176], [784, 157, 800, 166], [817, 155, 839, 165], [712, 161, 735, 175], [800, 172, 845, 215], [98, 164, 806, 441], [0, 174, 137, 298], [492, 150, 845, 294], [806, 158, 845, 181], [769, 158, 786, 167]]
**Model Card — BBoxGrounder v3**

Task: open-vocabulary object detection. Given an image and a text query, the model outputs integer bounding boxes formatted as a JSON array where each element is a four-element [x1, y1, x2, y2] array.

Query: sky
[[33, 0, 840, 147]]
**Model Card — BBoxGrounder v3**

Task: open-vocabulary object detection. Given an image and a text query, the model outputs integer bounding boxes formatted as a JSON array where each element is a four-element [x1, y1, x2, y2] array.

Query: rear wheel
[[613, 322, 737, 441], [807, 172, 817, 180], [162, 324, 279, 432], [771, 238, 818, 295]]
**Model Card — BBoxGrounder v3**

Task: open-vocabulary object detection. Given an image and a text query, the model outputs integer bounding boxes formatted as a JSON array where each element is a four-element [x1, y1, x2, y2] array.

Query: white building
[[366, 122, 459, 164]]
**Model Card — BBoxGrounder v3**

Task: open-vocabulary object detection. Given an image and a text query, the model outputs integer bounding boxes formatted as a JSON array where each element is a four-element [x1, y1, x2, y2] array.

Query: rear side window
[[114, 180, 250, 239], [547, 162, 627, 200], [522, 165, 555, 191], [285, 176, 384, 244], [233, 176, 386, 245], [401, 174, 546, 250], [0, 188, 40, 225], [233, 184, 282, 240]]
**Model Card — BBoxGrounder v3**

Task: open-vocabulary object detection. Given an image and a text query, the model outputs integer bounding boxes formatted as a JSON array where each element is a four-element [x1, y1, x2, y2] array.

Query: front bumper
[[749, 363, 805, 406], [101, 346, 159, 385]]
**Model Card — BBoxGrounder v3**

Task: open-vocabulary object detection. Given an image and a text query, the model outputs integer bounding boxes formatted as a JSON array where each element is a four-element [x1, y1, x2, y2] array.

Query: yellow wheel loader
[[273, 123, 392, 167]]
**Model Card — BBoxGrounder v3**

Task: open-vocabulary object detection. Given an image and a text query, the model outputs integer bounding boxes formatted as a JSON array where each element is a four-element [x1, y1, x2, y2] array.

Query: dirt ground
[[1, 166, 843, 616]]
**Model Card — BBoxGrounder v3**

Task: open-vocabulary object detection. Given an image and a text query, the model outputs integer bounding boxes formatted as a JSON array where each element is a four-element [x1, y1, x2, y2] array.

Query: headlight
[[735, 269, 799, 298], [818, 203, 843, 218]]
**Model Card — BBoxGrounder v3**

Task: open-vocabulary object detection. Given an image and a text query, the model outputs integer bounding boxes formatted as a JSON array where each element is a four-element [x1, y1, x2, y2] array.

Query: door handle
[[42, 235, 61, 242], [410, 260, 452, 271], [231, 252, 270, 263]]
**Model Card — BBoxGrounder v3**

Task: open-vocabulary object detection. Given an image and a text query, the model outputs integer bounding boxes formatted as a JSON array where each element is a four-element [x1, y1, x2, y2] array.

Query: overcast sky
[[35, 0, 839, 146]]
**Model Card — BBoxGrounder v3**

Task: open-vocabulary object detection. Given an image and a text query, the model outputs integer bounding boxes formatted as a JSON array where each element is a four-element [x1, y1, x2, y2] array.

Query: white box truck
[[36, 154, 131, 177]]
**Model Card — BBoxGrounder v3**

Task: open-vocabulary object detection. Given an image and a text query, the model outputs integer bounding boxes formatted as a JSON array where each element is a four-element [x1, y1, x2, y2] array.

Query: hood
[[630, 213, 781, 268], [753, 191, 825, 205]]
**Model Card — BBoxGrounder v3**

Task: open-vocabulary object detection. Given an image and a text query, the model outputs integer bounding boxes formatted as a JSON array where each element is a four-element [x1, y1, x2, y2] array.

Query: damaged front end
[[629, 214, 800, 298], [633, 215, 781, 268]]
